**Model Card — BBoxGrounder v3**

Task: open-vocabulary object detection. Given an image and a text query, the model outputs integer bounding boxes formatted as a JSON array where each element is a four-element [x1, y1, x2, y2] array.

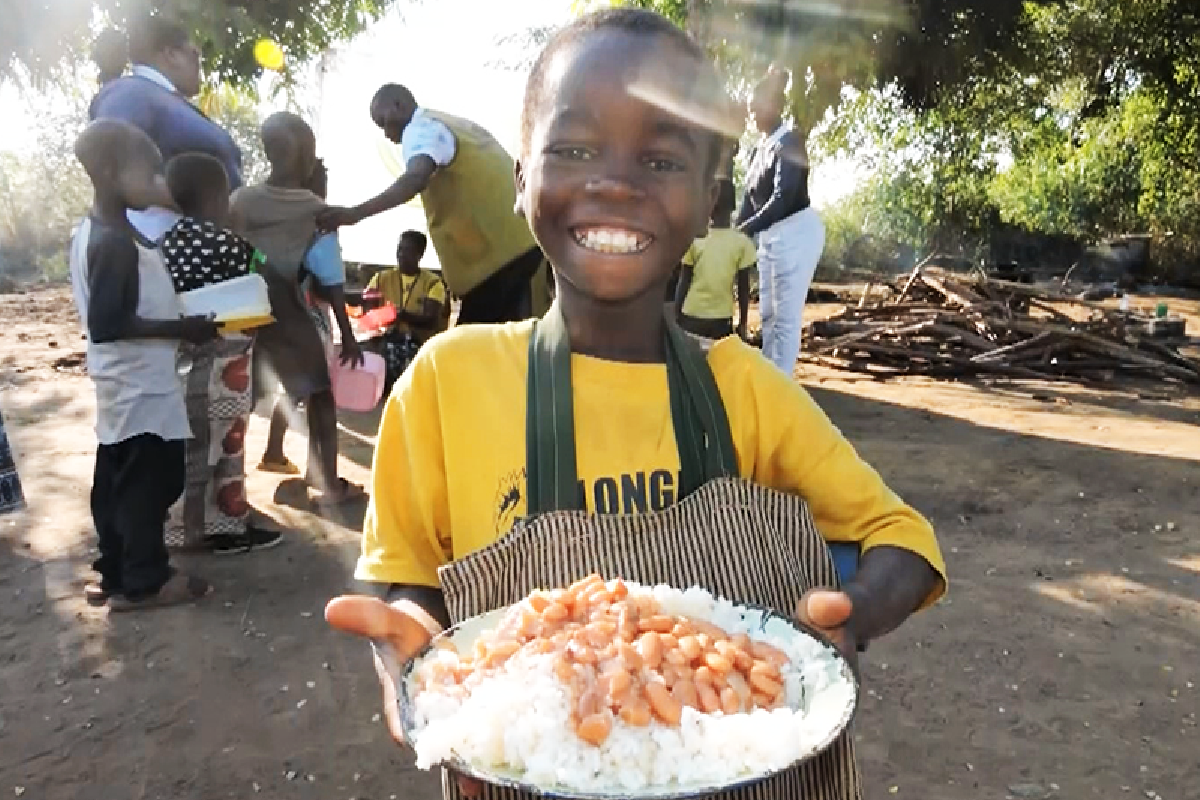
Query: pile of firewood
[[801, 262, 1200, 385]]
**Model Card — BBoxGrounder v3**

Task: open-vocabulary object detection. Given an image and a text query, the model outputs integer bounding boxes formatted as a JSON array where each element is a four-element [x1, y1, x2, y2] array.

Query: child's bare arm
[[841, 546, 940, 644], [385, 583, 451, 630], [736, 268, 752, 338], [398, 297, 444, 329], [320, 284, 365, 367], [87, 234, 218, 345]]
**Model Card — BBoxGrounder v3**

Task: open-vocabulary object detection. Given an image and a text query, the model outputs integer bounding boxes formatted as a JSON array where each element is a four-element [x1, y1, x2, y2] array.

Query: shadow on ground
[[2, 375, 1196, 800]]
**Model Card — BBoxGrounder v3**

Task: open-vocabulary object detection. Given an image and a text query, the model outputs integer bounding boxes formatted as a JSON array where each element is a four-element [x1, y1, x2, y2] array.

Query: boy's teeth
[[577, 228, 647, 254]]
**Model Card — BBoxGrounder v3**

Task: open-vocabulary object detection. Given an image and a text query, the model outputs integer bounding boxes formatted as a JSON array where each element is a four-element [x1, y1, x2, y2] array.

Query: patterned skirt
[[166, 335, 255, 547]]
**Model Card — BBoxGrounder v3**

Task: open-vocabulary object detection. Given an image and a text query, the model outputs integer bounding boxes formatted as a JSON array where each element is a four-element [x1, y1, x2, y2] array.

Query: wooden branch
[[921, 273, 988, 307], [895, 254, 937, 304], [972, 331, 1058, 363]]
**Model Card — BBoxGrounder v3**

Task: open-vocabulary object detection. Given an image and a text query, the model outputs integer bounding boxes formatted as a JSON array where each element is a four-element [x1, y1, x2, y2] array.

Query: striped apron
[[435, 306, 861, 800]]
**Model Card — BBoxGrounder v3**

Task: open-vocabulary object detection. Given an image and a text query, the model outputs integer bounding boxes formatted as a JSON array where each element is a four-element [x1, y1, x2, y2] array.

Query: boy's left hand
[[339, 339, 366, 369], [795, 589, 858, 667]]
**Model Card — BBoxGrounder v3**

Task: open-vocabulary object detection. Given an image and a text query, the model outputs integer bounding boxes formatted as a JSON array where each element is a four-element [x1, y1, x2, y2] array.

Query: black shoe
[[207, 527, 284, 556]]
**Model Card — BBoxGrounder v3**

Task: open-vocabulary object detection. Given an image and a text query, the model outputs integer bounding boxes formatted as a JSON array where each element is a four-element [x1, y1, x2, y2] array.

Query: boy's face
[[516, 31, 717, 306], [115, 137, 167, 211], [200, 184, 231, 227]]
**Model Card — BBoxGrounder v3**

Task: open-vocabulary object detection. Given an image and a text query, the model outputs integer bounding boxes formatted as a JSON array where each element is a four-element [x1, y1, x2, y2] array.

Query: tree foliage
[[1, 0, 401, 88], [0, 87, 93, 279], [601, 0, 1051, 133], [609, 0, 1199, 277]]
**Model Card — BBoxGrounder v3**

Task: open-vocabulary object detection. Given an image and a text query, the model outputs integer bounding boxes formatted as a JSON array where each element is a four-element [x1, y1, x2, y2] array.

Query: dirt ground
[[1, 285, 1197, 800]]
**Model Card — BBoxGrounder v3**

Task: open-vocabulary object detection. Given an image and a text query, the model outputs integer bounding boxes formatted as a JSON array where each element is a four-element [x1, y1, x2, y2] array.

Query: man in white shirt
[[317, 84, 549, 324]]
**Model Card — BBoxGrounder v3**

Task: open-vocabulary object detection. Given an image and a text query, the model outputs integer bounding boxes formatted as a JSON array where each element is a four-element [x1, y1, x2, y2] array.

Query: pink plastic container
[[328, 348, 386, 412]]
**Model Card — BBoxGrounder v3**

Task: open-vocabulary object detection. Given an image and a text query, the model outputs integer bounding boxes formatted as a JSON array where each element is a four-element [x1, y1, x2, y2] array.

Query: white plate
[[397, 593, 859, 800]]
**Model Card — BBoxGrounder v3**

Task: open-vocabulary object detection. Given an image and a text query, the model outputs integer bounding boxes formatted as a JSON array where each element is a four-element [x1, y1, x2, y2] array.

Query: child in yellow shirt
[[674, 179, 758, 340], [328, 10, 945, 798], [366, 231, 450, 341], [364, 230, 451, 390]]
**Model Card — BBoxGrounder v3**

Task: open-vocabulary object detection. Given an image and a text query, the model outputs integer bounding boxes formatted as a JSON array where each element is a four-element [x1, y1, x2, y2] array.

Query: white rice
[[408, 581, 856, 793]]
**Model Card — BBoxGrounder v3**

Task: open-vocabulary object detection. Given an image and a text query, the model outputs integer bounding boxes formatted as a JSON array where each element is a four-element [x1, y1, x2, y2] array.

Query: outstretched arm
[[317, 155, 437, 231]]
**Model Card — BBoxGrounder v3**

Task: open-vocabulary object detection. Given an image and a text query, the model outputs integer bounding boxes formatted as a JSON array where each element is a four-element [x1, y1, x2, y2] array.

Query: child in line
[[327, 10, 945, 800], [69, 119, 218, 611], [231, 116, 365, 507], [673, 179, 757, 341], [253, 156, 344, 479], [363, 230, 450, 389], [160, 152, 283, 554]]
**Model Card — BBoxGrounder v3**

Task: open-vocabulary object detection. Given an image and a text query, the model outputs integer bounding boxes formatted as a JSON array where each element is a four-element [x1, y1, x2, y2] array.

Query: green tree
[[1, 0, 402, 88], [198, 84, 269, 184], [0, 87, 93, 279], [590, 0, 1050, 133]]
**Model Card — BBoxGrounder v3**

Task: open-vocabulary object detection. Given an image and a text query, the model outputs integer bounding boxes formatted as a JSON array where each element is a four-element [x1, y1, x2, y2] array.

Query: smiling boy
[[329, 11, 945, 800]]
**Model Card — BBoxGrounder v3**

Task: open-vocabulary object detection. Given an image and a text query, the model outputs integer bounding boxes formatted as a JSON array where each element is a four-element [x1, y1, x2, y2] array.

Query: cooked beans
[[644, 680, 683, 725], [424, 576, 791, 747]]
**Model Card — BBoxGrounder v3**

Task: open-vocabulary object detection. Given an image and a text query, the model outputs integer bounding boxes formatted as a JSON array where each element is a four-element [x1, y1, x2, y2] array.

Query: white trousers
[[757, 207, 825, 374]]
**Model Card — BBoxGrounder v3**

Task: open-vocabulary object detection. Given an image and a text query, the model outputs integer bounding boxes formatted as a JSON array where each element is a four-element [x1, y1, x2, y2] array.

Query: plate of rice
[[397, 576, 859, 799]]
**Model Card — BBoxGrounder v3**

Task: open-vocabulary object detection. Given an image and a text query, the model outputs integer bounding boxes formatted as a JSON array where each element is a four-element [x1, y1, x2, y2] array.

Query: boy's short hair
[[261, 112, 316, 173], [165, 153, 230, 217], [519, 8, 735, 176], [74, 119, 161, 185], [399, 230, 428, 257]]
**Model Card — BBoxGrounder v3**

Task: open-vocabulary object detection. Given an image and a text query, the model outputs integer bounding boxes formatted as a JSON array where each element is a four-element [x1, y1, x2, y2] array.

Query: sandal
[[84, 582, 111, 607], [109, 573, 212, 613], [258, 457, 300, 476]]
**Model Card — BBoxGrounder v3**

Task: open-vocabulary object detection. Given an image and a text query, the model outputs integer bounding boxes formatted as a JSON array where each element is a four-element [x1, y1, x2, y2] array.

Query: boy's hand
[[179, 315, 221, 344], [316, 206, 360, 232], [339, 339, 366, 369], [325, 596, 484, 798], [795, 589, 858, 668]]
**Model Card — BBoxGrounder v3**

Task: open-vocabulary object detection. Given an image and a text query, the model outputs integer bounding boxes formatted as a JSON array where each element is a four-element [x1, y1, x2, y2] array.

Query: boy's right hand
[[324, 596, 485, 797], [179, 315, 221, 344]]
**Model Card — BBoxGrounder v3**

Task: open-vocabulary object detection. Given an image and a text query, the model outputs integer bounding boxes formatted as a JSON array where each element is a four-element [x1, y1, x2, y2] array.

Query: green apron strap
[[526, 304, 579, 514], [664, 319, 739, 496], [526, 304, 738, 515]]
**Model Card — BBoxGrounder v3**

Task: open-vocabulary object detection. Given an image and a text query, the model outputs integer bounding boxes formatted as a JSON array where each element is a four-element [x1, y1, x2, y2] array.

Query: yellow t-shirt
[[358, 321, 947, 606], [366, 268, 449, 334], [681, 229, 758, 320]]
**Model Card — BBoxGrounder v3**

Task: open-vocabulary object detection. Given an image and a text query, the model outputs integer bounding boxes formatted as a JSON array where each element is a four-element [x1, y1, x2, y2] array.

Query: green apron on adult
[[436, 304, 861, 800]]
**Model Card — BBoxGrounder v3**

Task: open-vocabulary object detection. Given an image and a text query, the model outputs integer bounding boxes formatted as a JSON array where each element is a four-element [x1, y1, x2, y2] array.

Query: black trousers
[[91, 434, 185, 599], [678, 313, 735, 340], [457, 246, 546, 325]]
